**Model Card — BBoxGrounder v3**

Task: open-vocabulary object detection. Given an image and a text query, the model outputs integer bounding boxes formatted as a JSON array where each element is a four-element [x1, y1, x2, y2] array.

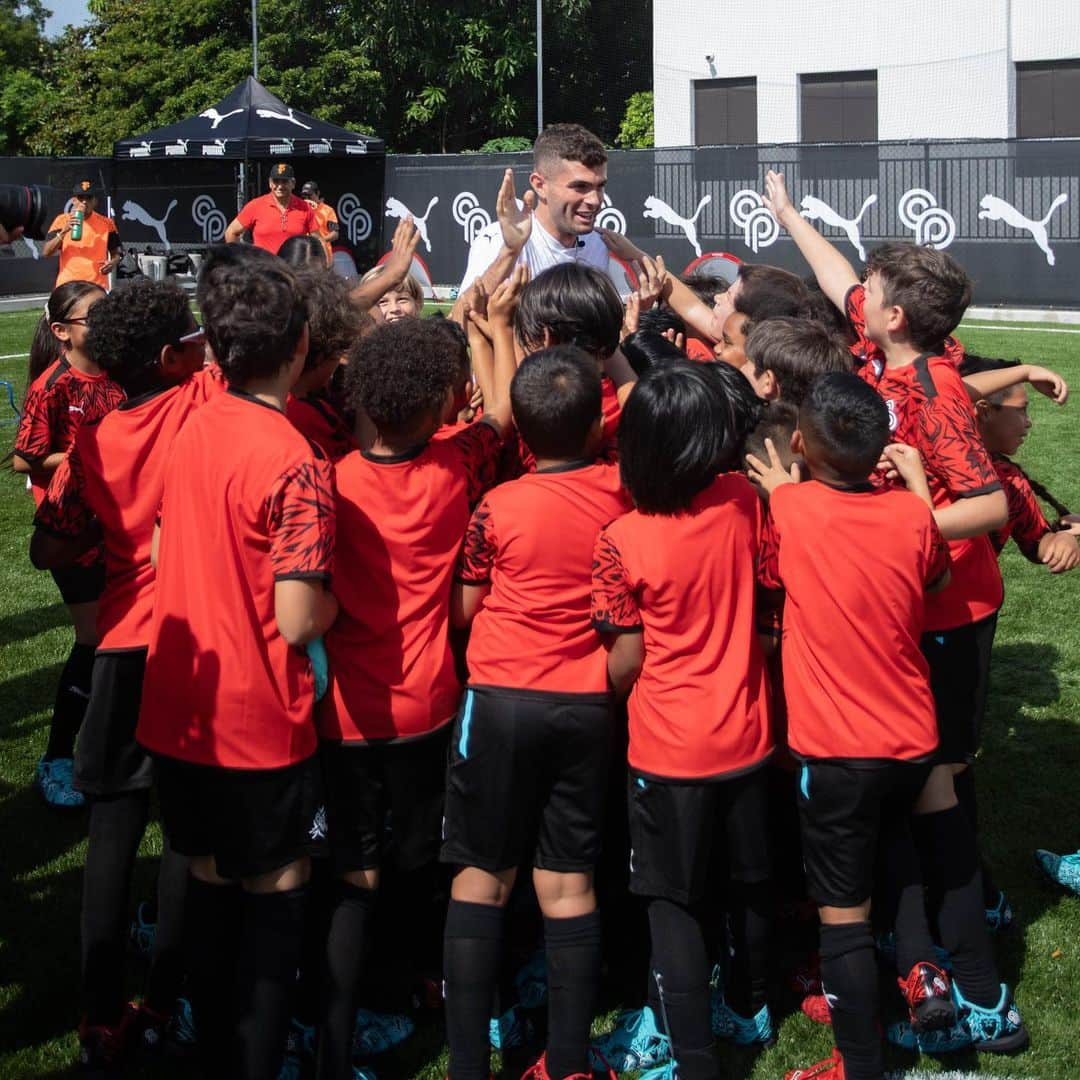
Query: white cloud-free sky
[[43, 0, 91, 37]]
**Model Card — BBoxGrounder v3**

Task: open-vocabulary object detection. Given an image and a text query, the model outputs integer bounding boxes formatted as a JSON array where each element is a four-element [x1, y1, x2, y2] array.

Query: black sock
[[294, 860, 332, 1027], [914, 807, 1000, 1006], [878, 816, 937, 977], [646, 899, 716, 1080], [186, 876, 243, 1078], [80, 791, 150, 1025], [143, 839, 189, 1015], [317, 880, 378, 1080], [819, 921, 881, 1080], [45, 641, 95, 760], [544, 911, 603, 1079], [953, 769, 1001, 909], [726, 880, 771, 1017], [444, 899, 504, 1080], [235, 885, 308, 1080]]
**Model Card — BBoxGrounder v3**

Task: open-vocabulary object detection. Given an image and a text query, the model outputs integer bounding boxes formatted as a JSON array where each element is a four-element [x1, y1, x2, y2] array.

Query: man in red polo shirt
[[224, 163, 317, 253]]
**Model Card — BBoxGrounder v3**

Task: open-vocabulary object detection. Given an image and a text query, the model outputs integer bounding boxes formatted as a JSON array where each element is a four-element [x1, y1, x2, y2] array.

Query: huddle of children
[[15, 154, 1079, 1080]]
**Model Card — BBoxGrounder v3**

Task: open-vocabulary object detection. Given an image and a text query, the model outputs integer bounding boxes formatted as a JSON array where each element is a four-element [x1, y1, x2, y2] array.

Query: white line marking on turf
[[886, 1072, 1031, 1079], [0, 352, 29, 360], [963, 323, 1080, 335]]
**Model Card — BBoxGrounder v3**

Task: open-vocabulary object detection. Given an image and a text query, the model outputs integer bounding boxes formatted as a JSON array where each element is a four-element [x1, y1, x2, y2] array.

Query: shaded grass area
[[0, 312, 1077, 1077]]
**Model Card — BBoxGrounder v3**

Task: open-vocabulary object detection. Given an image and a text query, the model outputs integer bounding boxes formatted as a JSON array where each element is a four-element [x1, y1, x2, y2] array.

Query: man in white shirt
[[460, 123, 611, 293]]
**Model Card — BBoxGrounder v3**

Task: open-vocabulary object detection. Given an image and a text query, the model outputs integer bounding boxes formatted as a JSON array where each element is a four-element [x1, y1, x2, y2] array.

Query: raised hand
[[763, 170, 794, 225], [382, 215, 420, 283], [488, 263, 529, 327], [496, 168, 535, 253], [1026, 365, 1069, 405], [636, 254, 668, 312], [746, 437, 801, 495], [598, 227, 647, 264]]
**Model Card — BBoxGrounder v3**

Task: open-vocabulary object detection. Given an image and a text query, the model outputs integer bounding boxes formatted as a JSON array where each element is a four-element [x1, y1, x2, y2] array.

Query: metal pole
[[536, 0, 543, 135], [251, 0, 259, 79]]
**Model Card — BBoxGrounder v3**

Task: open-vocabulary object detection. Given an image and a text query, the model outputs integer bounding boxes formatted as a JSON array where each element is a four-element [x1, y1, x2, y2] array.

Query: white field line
[[963, 323, 1080, 335]]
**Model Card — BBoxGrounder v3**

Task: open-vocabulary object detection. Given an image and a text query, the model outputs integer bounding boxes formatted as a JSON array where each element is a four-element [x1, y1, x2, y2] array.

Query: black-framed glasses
[[62, 316, 90, 325]]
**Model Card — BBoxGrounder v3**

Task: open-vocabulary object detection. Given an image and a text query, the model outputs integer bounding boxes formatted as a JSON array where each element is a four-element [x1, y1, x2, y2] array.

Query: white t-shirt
[[460, 218, 610, 292]]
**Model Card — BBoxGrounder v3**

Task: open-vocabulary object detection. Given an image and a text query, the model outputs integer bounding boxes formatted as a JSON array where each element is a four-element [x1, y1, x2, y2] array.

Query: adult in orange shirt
[[224, 162, 318, 253], [300, 180, 338, 263], [42, 180, 122, 289]]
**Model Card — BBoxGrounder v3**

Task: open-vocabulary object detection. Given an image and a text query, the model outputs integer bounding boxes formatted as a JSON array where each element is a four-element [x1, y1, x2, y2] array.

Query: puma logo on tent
[[978, 193, 1068, 266], [201, 139, 228, 157], [256, 107, 312, 130], [643, 194, 711, 256], [385, 196, 439, 252], [165, 139, 190, 157], [199, 108, 243, 130], [128, 141, 152, 158], [801, 194, 877, 261], [122, 199, 178, 250]]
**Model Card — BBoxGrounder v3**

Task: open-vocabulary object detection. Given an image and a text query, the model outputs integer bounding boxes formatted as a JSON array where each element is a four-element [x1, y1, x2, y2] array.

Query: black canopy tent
[[111, 77, 385, 264]]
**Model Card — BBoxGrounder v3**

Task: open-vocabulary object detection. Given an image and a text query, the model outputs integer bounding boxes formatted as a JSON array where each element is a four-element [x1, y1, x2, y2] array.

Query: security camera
[[705, 54, 715, 63]]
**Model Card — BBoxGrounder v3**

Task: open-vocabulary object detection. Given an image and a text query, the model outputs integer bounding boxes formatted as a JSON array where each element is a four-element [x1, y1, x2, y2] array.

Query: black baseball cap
[[300, 181, 320, 197], [270, 163, 296, 181], [71, 179, 101, 198]]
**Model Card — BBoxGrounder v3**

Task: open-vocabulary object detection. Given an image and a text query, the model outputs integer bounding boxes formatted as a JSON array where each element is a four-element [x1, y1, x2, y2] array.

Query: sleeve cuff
[[591, 620, 643, 635]]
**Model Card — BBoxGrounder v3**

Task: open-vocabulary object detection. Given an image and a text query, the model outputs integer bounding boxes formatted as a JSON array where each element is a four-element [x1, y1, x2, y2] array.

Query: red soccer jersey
[[758, 480, 947, 762], [14, 359, 125, 506], [34, 367, 226, 651], [318, 422, 503, 743], [591, 473, 773, 780], [236, 193, 317, 254], [136, 389, 335, 769], [847, 285, 1003, 632], [990, 455, 1053, 562], [457, 460, 632, 693], [286, 391, 358, 463]]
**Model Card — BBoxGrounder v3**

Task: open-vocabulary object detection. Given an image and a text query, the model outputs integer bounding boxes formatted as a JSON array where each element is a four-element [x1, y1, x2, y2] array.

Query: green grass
[[1, 312, 1078, 1077]]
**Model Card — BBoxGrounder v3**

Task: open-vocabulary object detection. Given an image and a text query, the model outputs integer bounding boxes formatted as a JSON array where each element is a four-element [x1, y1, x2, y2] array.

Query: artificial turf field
[[1, 308, 1078, 1079]]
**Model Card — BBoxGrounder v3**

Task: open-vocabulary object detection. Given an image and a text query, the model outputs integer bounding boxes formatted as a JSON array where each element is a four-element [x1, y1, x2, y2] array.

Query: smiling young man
[[225, 163, 318, 253], [460, 124, 611, 293]]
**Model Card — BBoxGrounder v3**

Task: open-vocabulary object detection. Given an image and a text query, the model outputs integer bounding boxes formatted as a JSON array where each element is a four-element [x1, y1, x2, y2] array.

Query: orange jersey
[[47, 211, 119, 289]]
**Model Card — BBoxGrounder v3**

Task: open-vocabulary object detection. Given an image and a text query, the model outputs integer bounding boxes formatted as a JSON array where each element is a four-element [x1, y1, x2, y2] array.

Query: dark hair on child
[[799, 371, 889, 479], [427, 313, 471, 376], [28, 280, 106, 389], [344, 317, 461, 434], [621, 329, 686, 377], [85, 280, 193, 394], [804, 275, 858, 347], [743, 400, 800, 468], [278, 234, 329, 268], [680, 272, 729, 306], [197, 244, 308, 383], [959, 353, 1072, 520], [619, 359, 762, 515], [638, 305, 686, 338], [294, 267, 365, 372], [511, 345, 601, 460], [734, 264, 810, 320], [745, 317, 852, 406], [864, 242, 972, 352], [534, 123, 607, 170], [515, 263, 624, 359]]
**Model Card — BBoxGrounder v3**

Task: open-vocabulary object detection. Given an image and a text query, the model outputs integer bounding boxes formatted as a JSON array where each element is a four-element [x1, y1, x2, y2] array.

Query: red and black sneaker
[[784, 1047, 845, 1080], [78, 1003, 137, 1074], [800, 992, 832, 1025], [898, 961, 955, 1033], [521, 1051, 610, 1080]]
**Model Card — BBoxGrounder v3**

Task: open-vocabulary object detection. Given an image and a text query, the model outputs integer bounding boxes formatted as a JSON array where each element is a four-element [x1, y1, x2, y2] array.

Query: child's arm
[[451, 500, 496, 628], [605, 347, 639, 407], [348, 216, 421, 311], [932, 491, 1008, 540], [473, 265, 527, 436], [762, 170, 860, 313], [606, 633, 644, 697], [29, 450, 101, 569], [275, 580, 339, 647], [1038, 531, 1080, 574], [462, 169, 537, 304], [962, 363, 1068, 406], [881, 443, 934, 509], [745, 437, 802, 497]]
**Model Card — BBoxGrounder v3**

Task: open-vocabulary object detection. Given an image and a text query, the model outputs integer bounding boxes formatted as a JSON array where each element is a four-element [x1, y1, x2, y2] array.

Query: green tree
[[616, 90, 653, 149], [0, 1, 52, 153]]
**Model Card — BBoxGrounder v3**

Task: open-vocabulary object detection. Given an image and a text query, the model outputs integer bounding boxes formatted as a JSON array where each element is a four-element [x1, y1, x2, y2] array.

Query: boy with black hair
[[740, 317, 851, 406], [313, 277, 518, 1080], [764, 166, 1027, 1061], [30, 279, 215, 1070], [749, 372, 955, 1080], [441, 344, 631, 1080], [136, 244, 338, 1080]]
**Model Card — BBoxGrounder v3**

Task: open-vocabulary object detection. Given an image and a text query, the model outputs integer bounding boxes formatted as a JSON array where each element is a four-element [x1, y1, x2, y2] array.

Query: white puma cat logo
[[800, 194, 877, 262], [978, 193, 1068, 266], [122, 199, 178, 250], [385, 196, 439, 252], [128, 141, 152, 159], [256, 107, 312, 130], [199, 108, 243, 130], [643, 194, 712, 256]]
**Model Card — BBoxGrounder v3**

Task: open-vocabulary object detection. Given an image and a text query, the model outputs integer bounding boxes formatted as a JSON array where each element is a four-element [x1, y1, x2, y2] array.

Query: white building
[[653, 0, 1080, 146]]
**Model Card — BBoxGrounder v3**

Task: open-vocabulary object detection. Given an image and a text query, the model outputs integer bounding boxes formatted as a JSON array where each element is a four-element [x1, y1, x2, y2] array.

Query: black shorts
[[627, 765, 771, 906], [797, 758, 931, 908], [154, 752, 322, 881], [921, 612, 998, 765], [50, 562, 106, 606], [74, 648, 153, 797], [441, 686, 614, 874], [322, 726, 450, 875]]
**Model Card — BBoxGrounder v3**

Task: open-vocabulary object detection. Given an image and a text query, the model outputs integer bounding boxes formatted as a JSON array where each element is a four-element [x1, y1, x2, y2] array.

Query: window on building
[[800, 71, 877, 143], [1017, 61, 1080, 138], [693, 77, 757, 145]]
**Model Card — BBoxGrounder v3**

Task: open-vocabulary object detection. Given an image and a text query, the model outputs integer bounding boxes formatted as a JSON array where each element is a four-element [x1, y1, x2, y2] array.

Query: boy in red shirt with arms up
[[136, 246, 338, 1080]]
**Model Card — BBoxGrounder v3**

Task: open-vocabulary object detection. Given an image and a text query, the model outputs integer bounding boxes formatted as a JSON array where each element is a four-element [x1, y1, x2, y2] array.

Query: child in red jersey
[[136, 245, 338, 1080], [441, 345, 631, 1080], [30, 279, 216, 1069], [764, 171, 1028, 1062], [739, 316, 851, 406], [13, 279, 123, 809], [591, 360, 773, 1080], [313, 276, 518, 1080], [749, 373, 959, 1080]]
